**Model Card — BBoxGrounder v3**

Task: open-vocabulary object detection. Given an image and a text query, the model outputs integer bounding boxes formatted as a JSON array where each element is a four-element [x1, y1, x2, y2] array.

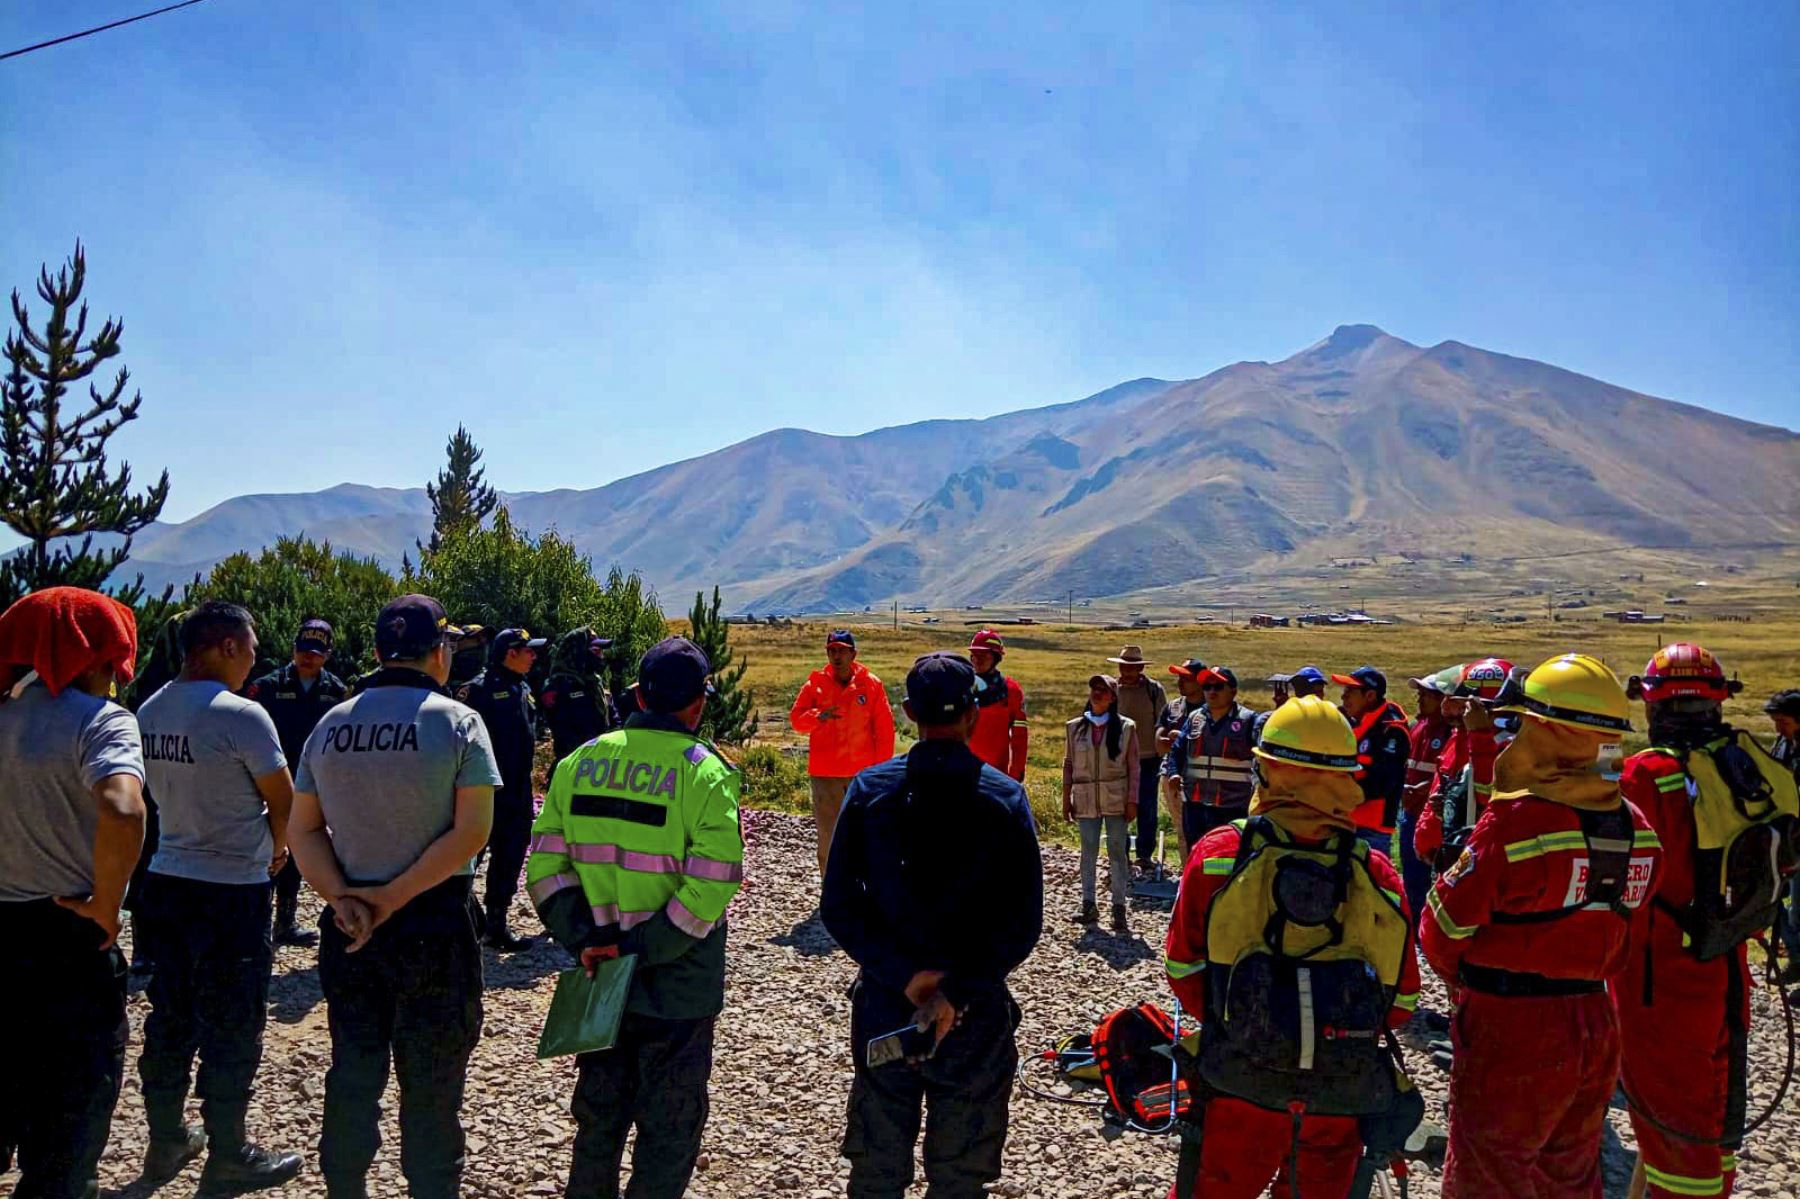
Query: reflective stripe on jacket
[[1420, 793, 1662, 985], [1164, 703, 1257, 807], [527, 718, 744, 1018]]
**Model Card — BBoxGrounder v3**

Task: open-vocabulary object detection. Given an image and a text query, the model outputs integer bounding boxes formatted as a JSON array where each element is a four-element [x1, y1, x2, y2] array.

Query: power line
[[1, 0, 211, 63]]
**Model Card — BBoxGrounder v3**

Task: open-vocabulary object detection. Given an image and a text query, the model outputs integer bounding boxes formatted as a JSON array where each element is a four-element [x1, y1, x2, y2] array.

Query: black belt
[[1459, 962, 1605, 997]]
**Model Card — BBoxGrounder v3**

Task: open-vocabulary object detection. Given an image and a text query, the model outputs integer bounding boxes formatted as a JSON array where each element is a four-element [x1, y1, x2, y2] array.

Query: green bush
[[735, 745, 810, 813]]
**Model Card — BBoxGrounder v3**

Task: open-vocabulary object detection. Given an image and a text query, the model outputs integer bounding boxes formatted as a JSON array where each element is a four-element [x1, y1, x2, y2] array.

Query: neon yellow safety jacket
[[527, 713, 744, 1019]]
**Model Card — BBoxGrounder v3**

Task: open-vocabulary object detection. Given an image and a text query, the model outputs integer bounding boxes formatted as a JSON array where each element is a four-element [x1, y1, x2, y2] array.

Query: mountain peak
[[1282, 323, 1421, 371]]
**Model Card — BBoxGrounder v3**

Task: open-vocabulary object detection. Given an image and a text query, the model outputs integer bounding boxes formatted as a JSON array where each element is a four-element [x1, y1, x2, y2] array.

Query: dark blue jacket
[[821, 739, 1042, 1011]]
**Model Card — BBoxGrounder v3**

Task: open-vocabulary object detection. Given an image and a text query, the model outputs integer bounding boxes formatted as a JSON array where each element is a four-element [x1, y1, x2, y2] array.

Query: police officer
[[526, 636, 744, 1199], [822, 652, 1044, 1198], [540, 626, 617, 765], [458, 626, 546, 950], [245, 617, 349, 945], [287, 594, 501, 1199], [133, 602, 304, 1191], [0, 587, 147, 1199]]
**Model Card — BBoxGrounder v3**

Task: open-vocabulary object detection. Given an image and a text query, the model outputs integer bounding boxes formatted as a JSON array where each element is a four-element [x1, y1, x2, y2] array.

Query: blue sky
[[2, 2, 1795, 525]]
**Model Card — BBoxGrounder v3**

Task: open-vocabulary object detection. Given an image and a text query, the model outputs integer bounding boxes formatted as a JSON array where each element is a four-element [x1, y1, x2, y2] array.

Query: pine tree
[[0, 243, 171, 607], [424, 425, 497, 551], [688, 585, 756, 744]]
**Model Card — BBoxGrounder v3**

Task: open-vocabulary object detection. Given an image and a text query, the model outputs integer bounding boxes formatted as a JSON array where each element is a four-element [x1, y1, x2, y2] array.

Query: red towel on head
[[0, 586, 139, 697]]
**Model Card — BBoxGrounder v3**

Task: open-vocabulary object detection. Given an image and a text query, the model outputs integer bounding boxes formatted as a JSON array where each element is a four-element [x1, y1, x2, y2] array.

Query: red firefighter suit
[[969, 670, 1029, 782], [1165, 823, 1421, 1199], [1422, 787, 1662, 1197], [1615, 749, 1751, 1198]]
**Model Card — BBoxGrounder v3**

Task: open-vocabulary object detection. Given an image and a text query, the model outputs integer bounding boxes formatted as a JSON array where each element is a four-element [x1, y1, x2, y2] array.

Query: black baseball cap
[[493, 628, 548, 655], [638, 636, 713, 713], [294, 619, 333, 655], [375, 594, 466, 662], [1331, 665, 1387, 694], [826, 629, 857, 649], [1201, 666, 1238, 689], [906, 652, 978, 721], [1168, 657, 1209, 679]]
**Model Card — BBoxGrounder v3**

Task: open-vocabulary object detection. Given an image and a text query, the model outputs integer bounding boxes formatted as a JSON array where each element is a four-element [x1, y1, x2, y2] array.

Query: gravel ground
[[9, 809, 1797, 1198]]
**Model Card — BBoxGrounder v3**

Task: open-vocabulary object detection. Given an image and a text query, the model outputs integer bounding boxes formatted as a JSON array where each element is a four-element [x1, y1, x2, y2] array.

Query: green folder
[[536, 954, 637, 1059]]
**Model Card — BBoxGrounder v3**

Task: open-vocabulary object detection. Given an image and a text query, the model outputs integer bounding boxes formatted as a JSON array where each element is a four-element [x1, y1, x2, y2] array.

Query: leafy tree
[[424, 425, 497, 551], [687, 585, 756, 745], [185, 535, 398, 679], [0, 243, 170, 608], [409, 507, 666, 684]]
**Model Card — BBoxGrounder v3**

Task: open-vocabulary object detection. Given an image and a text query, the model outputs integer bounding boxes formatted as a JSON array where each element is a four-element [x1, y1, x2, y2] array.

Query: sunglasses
[[1201, 682, 1229, 692]]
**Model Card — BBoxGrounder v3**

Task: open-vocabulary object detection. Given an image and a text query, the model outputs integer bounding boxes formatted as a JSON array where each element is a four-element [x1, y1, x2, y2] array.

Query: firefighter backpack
[[1090, 1002, 1194, 1127], [1655, 730, 1800, 960], [1199, 816, 1409, 1117]]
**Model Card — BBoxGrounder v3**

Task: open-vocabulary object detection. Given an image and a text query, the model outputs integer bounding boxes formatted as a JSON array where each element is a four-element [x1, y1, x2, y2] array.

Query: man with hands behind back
[[287, 594, 501, 1199]]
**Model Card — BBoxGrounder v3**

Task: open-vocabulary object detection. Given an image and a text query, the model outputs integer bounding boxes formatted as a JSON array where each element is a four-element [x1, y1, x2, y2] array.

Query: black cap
[[906, 652, 978, 721], [826, 629, 857, 649], [294, 618, 334, 654], [1201, 666, 1238, 688], [493, 628, 549, 656], [638, 636, 713, 713], [375, 594, 465, 662], [1331, 665, 1387, 694], [1765, 689, 1800, 720], [1168, 658, 1209, 679]]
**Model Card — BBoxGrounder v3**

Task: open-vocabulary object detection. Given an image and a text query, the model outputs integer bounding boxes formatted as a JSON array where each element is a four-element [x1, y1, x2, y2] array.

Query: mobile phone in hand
[[866, 1021, 938, 1068]]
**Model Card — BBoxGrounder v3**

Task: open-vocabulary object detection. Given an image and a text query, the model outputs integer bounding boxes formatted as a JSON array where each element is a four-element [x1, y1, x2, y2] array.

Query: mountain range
[[88, 326, 1800, 611]]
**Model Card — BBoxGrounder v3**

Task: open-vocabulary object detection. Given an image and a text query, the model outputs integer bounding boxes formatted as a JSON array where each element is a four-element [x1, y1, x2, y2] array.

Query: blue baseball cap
[[826, 629, 857, 649], [638, 636, 714, 713], [1331, 665, 1388, 695], [906, 652, 978, 721], [1290, 665, 1329, 687]]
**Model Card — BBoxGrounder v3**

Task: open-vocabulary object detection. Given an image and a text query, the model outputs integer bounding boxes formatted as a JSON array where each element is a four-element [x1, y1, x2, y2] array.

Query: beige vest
[[1066, 715, 1137, 818]]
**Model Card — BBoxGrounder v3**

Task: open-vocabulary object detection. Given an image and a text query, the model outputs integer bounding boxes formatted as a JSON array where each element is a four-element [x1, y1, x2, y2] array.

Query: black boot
[[1111, 903, 1131, 934], [483, 908, 536, 952], [1069, 902, 1099, 925], [273, 895, 317, 947], [199, 1143, 303, 1195], [142, 1123, 207, 1184]]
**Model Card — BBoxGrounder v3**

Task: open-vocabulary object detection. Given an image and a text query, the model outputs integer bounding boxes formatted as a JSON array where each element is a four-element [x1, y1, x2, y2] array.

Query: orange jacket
[[970, 673, 1029, 782], [789, 663, 896, 778]]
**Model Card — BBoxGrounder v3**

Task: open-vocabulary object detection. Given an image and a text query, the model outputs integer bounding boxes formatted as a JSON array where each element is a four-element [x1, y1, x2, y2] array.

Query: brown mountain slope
[[745, 326, 1799, 609]]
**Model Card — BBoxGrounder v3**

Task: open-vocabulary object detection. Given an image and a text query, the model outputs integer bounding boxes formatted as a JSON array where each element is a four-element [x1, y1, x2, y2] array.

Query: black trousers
[[483, 785, 534, 918], [567, 1013, 715, 1199], [137, 873, 274, 1148], [0, 899, 129, 1199], [1180, 800, 1249, 852], [274, 857, 303, 921], [842, 984, 1019, 1199], [318, 881, 483, 1199], [1132, 758, 1161, 865]]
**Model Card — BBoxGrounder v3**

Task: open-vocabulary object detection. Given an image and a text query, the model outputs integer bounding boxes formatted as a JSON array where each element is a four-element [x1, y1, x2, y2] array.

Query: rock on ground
[[7, 809, 1796, 1197]]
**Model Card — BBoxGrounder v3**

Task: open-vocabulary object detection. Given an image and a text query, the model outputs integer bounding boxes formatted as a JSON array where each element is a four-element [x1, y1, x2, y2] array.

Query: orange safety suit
[[1166, 823, 1421, 1199], [1422, 792, 1662, 1198], [1616, 748, 1752, 1199], [788, 663, 896, 778], [970, 671, 1028, 782]]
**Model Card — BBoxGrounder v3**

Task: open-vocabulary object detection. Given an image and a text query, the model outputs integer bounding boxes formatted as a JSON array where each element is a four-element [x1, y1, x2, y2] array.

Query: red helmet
[[1638, 642, 1732, 704], [968, 629, 1006, 658], [1459, 657, 1514, 700]]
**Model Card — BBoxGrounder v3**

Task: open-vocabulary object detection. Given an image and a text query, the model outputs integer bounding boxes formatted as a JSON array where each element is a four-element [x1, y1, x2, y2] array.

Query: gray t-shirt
[[139, 680, 288, 885], [295, 682, 503, 885], [0, 680, 145, 903]]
